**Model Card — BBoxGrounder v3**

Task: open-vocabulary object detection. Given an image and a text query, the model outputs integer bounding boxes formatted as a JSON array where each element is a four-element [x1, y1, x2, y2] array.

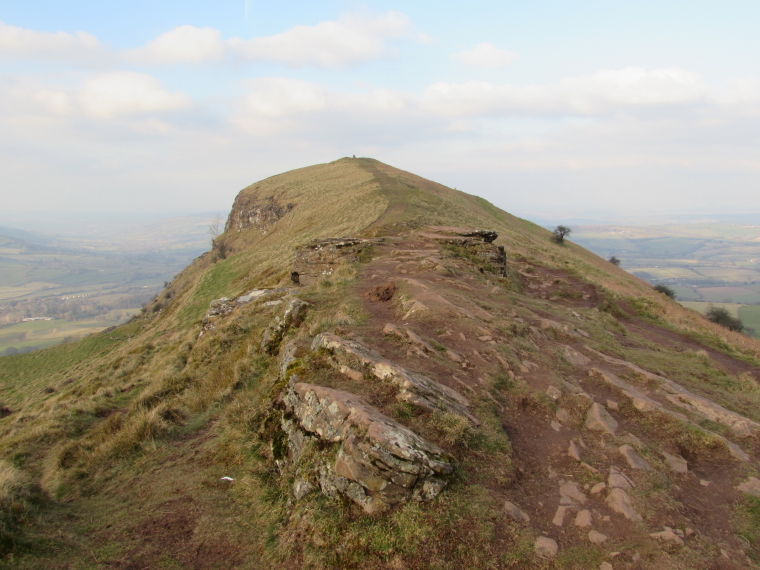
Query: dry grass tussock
[[0, 460, 38, 552]]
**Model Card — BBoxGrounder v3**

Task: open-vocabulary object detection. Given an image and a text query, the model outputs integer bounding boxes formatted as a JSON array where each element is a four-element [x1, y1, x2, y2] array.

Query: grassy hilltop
[[2, 158, 760, 569]]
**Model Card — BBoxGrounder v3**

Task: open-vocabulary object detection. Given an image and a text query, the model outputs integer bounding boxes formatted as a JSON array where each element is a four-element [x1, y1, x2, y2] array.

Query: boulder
[[281, 381, 454, 513], [588, 530, 608, 544], [563, 345, 591, 366]]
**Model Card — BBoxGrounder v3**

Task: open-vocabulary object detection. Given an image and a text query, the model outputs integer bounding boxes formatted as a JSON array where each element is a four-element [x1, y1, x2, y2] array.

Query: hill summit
[[2, 158, 760, 569]]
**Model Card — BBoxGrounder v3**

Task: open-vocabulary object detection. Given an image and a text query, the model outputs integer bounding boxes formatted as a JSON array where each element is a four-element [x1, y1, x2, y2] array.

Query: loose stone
[[585, 402, 618, 435], [504, 500, 530, 522], [574, 509, 593, 527], [535, 536, 559, 558]]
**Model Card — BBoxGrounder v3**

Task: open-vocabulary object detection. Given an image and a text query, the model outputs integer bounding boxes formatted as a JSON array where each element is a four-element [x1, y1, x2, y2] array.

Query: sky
[[0, 0, 759, 221]]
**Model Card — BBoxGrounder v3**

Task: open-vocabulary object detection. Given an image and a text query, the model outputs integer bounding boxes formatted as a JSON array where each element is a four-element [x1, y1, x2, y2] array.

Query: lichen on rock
[[279, 380, 454, 513]]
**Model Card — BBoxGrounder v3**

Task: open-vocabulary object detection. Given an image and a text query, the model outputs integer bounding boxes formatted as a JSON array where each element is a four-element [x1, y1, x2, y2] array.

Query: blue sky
[[1, 0, 759, 218]]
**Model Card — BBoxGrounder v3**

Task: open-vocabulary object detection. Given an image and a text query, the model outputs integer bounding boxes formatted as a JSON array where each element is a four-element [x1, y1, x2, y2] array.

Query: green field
[[0, 315, 135, 355], [678, 301, 760, 337]]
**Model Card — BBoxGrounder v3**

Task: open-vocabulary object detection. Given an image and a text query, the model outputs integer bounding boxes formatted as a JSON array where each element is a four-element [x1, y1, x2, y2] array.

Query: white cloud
[[123, 26, 226, 65], [240, 77, 327, 118], [0, 20, 103, 62], [423, 67, 708, 116], [228, 11, 415, 67], [79, 72, 193, 118], [452, 43, 517, 68]]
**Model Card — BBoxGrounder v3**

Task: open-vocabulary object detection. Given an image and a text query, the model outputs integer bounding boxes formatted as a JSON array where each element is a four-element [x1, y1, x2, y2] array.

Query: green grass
[[679, 301, 744, 318]]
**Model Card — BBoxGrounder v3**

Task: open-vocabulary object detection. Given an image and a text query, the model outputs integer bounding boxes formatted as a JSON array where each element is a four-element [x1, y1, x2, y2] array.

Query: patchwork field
[[571, 222, 760, 305], [0, 214, 213, 354]]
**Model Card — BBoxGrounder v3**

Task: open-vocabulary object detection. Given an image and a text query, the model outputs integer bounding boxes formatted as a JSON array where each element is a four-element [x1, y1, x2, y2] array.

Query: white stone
[[588, 530, 608, 544], [591, 482, 607, 495]]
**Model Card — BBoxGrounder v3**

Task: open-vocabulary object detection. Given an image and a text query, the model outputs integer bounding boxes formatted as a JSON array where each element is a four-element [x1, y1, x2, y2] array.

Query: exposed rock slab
[[281, 381, 454, 513], [293, 237, 378, 286], [585, 347, 760, 438], [564, 345, 591, 366], [261, 297, 309, 355], [619, 445, 650, 470], [559, 480, 587, 505], [312, 332, 479, 425], [587, 366, 750, 462], [608, 467, 635, 490]]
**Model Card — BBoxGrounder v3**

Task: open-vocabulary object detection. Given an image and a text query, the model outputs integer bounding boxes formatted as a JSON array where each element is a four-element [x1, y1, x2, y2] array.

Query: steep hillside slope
[[1, 158, 760, 569]]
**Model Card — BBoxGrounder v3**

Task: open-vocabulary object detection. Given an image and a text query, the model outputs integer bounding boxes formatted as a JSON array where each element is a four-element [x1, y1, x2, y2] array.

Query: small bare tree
[[208, 214, 228, 261]]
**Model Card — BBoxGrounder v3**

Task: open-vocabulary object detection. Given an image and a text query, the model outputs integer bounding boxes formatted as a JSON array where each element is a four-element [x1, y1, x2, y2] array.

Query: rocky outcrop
[[293, 237, 378, 286], [225, 195, 295, 233], [312, 332, 479, 424], [261, 298, 309, 355], [279, 380, 454, 513], [418, 227, 506, 275]]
